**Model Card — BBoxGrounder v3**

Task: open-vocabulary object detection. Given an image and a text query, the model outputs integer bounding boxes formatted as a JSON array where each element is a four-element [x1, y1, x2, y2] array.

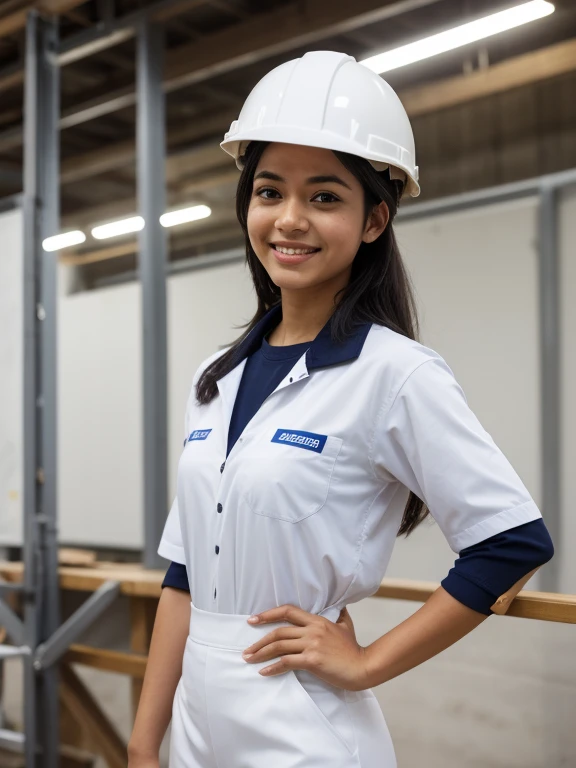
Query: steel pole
[[22, 10, 60, 767], [137, 18, 169, 569], [537, 185, 562, 593]]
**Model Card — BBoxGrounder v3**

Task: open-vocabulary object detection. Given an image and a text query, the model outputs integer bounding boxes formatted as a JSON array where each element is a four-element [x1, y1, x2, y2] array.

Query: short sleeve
[[370, 356, 542, 553], [158, 495, 186, 564]]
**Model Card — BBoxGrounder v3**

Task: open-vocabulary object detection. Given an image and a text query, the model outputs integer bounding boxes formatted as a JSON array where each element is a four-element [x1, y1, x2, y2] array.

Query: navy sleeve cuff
[[162, 561, 190, 592], [441, 571, 496, 615], [441, 519, 554, 615]]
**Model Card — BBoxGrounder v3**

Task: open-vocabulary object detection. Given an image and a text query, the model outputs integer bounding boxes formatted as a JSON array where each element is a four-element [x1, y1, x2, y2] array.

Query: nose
[[274, 198, 309, 234]]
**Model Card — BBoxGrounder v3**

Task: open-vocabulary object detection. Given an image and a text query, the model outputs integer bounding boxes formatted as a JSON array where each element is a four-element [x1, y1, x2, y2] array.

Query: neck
[[269, 292, 337, 346]]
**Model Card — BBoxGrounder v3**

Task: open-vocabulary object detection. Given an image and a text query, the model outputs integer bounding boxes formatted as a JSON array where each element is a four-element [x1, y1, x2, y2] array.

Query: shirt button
[[215, 545, 220, 554], [220, 462, 225, 473], [217, 503, 222, 513], [214, 587, 217, 598], [289, 377, 293, 382]]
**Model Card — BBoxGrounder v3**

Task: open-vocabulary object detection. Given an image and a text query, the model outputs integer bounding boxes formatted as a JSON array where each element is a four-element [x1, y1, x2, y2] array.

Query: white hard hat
[[220, 50, 420, 198]]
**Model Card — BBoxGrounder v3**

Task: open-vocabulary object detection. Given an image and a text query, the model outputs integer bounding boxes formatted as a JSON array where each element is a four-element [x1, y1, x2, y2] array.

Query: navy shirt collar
[[231, 303, 373, 370]]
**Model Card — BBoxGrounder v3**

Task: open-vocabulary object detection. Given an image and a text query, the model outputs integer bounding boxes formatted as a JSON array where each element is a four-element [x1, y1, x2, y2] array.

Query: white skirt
[[169, 601, 397, 768]]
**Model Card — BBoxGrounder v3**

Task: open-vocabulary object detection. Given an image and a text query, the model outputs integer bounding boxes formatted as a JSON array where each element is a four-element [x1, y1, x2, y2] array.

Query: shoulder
[[363, 323, 458, 402], [364, 323, 451, 376]]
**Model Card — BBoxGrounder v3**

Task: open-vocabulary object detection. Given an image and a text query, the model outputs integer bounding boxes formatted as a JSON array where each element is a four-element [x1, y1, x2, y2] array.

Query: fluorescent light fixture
[[42, 230, 86, 252], [361, 1, 555, 74], [160, 204, 212, 228], [91, 215, 145, 240]]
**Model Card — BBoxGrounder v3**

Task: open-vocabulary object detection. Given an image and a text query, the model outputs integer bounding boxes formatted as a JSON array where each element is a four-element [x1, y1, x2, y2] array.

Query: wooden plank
[[2, 561, 575, 623], [0, 0, 441, 130], [59, 664, 127, 768], [400, 37, 576, 117], [0, 743, 95, 768], [58, 548, 98, 567], [60, 109, 238, 184], [52, 38, 576, 194], [0, 68, 23, 94], [0, 561, 165, 598], [375, 579, 576, 624], [0, 5, 31, 37], [0, 0, 97, 40], [163, 0, 441, 93], [65, 644, 148, 678]]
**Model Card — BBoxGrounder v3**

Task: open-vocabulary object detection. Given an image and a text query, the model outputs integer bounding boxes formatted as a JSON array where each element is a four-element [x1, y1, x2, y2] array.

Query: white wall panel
[[58, 282, 144, 548], [58, 259, 255, 548], [559, 186, 576, 594]]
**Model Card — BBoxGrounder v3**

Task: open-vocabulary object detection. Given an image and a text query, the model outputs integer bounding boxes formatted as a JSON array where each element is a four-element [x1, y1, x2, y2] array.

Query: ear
[[362, 201, 389, 244]]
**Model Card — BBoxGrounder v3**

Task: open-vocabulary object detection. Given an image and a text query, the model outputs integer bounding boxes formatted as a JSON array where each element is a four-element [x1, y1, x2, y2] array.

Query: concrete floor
[[2, 595, 575, 767]]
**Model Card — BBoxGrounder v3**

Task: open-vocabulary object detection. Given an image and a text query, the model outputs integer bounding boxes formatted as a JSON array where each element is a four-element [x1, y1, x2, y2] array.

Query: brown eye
[[313, 192, 339, 203], [256, 188, 279, 199]]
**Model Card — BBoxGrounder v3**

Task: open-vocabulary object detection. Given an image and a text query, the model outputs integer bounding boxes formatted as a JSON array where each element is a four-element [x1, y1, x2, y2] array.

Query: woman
[[128, 51, 553, 768]]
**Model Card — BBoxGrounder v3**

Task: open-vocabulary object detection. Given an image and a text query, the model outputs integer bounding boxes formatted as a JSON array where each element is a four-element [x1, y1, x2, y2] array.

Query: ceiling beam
[[59, 107, 239, 183], [53, 34, 576, 190], [400, 36, 576, 117], [0, 4, 31, 36], [0, 0, 442, 140], [0, 0, 97, 40], [0, 64, 24, 94]]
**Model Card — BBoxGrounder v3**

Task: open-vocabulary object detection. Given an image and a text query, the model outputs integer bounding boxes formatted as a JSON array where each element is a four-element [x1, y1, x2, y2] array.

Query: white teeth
[[274, 246, 317, 255]]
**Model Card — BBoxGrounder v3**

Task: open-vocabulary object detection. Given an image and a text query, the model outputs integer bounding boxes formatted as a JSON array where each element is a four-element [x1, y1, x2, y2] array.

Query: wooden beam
[[0, 0, 442, 133], [50, 36, 576, 189], [0, 5, 31, 37], [0, 67, 24, 94], [36, 0, 92, 14], [163, 0, 440, 93], [59, 664, 127, 768], [3, 559, 574, 623], [0, 0, 96, 40], [60, 108, 238, 184], [375, 579, 576, 624], [0, 560, 165, 598], [65, 644, 148, 678], [400, 37, 576, 117]]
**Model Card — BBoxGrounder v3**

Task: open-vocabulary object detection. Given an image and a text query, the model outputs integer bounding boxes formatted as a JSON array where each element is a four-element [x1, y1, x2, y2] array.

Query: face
[[247, 143, 389, 300]]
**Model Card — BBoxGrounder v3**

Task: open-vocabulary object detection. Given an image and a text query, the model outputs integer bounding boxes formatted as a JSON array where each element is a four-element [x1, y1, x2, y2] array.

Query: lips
[[270, 245, 320, 264], [270, 244, 321, 255]]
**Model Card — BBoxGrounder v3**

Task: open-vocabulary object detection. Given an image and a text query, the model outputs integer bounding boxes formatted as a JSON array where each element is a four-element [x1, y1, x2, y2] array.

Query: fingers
[[243, 638, 304, 664], [243, 626, 301, 657], [248, 604, 322, 627]]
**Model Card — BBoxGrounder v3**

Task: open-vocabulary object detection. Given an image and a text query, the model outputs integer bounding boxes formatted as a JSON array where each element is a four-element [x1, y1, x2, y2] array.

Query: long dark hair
[[196, 140, 429, 537]]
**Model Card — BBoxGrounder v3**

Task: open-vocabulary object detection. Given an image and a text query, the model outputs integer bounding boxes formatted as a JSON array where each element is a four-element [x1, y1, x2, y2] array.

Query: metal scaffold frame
[[0, 12, 121, 767]]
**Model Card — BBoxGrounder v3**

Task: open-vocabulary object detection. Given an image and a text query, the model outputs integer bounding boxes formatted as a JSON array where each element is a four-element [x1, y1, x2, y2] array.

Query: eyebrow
[[254, 170, 352, 191]]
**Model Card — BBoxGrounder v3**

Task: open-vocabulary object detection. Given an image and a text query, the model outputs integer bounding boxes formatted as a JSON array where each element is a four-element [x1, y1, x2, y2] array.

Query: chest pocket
[[243, 430, 343, 523]]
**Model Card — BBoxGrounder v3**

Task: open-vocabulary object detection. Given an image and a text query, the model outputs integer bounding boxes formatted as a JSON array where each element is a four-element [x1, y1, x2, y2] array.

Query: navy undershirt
[[162, 330, 553, 615]]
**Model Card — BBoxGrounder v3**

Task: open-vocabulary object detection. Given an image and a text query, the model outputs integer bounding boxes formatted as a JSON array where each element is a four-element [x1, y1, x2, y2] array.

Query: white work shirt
[[158, 312, 541, 619]]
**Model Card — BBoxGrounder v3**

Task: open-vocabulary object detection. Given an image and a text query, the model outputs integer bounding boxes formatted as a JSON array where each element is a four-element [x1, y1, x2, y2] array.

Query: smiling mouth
[[270, 244, 321, 255]]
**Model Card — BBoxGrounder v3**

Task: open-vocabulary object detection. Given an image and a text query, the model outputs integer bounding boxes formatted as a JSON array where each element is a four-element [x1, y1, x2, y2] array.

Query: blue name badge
[[271, 429, 327, 454], [187, 428, 212, 443]]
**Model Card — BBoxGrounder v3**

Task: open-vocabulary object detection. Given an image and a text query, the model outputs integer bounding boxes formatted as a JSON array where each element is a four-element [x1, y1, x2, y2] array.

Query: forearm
[[364, 586, 488, 687], [128, 587, 191, 761]]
